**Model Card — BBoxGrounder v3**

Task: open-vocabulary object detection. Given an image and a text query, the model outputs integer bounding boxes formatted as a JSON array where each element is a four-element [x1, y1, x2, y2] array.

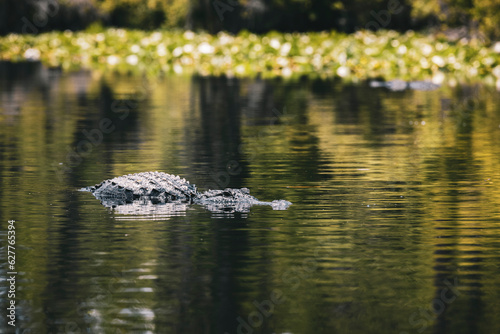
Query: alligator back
[[81, 171, 197, 203]]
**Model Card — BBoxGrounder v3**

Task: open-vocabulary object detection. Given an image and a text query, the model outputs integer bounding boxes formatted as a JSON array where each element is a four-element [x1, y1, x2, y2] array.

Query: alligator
[[80, 171, 292, 215], [369, 80, 440, 91]]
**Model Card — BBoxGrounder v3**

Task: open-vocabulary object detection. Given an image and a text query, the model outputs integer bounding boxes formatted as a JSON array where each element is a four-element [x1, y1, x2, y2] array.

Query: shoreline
[[1, 29, 499, 85]]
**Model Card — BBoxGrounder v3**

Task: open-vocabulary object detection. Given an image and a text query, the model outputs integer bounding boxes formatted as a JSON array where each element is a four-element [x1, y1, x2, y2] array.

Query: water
[[1, 61, 500, 334]]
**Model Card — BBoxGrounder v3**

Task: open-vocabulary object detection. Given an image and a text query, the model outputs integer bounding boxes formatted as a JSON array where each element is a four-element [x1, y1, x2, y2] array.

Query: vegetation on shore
[[2, 0, 500, 40], [1, 28, 499, 83]]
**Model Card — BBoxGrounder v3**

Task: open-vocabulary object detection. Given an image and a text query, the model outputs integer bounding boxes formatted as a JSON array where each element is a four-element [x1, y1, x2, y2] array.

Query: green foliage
[[94, 0, 166, 29], [410, 0, 500, 39], [1, 0, 499, 39], [1, 29, 498, 83], [471, 0, 500, 39], [85, 21, 106, 33], [92, 0, 188, 29], [161, 0, 189, 28]]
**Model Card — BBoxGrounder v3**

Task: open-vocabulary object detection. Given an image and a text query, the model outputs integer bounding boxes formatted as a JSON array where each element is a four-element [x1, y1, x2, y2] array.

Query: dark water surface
[[1, 62, 500, 334]]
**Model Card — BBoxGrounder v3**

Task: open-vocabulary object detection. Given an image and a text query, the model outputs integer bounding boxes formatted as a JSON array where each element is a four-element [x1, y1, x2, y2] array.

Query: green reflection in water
[[1, 62, 500, 334]]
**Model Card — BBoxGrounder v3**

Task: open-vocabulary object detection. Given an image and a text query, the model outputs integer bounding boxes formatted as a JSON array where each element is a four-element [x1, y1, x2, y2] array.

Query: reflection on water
[[1, 62, 500, 334]]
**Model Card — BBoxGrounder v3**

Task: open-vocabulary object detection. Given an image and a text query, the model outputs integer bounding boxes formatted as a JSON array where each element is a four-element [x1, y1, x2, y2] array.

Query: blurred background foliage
[[0, 0, 499, 40]]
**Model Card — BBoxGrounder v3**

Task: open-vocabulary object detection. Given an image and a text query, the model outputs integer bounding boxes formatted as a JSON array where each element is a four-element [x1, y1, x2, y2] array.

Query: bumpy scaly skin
[[195, 188, 292, 213], [80, 171, 292, 214], [82, 171, 197, 203]]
